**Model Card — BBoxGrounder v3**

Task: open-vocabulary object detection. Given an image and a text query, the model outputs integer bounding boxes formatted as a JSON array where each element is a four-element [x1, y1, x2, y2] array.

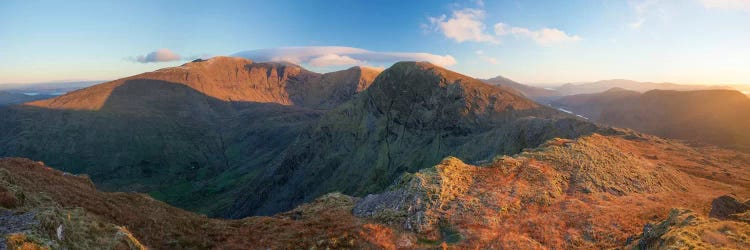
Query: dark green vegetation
[[0, 58, 601, 218], [0, 80, 322, 215]]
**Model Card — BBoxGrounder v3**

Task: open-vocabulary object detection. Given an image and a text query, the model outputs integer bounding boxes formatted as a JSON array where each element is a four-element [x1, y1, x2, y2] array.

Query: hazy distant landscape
[[1, 1, 750, 249]]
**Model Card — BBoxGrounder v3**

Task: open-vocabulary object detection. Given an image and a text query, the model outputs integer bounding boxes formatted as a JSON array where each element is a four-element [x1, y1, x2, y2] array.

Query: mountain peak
[[367, 61, 541, 123], [25, 57, 383, 111]]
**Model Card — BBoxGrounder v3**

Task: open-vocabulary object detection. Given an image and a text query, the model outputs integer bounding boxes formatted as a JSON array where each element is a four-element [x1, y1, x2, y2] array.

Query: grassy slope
[[2, 131, 749, 249], [353, 132, 750, 248]]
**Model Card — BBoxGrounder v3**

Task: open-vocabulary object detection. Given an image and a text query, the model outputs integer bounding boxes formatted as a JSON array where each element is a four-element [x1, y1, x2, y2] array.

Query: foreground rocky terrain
[[2, 130, 749, 249]]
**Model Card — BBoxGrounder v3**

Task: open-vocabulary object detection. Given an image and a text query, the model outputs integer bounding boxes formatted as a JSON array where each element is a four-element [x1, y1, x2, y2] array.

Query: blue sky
[[1, 0, 748, 85]]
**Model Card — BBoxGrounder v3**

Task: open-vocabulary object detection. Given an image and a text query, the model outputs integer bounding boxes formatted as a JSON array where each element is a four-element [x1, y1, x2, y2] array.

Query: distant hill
[[0, 91, 55, 106], [552, 88, 750, 151], [555, 79, 733, 95], [0, 80, 101, 95], [550, 87, 640, 120], [482, 75, 561, 103]]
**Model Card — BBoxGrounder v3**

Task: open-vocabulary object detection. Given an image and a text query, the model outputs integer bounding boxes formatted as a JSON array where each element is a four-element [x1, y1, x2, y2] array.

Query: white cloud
[[233, 46, 457, 67], [426, 8, 580, 46], [475, 50, 498, 64], [627, 0, 652, 30], [629, 18, 646, 29], [494, 23, 581, 45], [308, 54, 364, 67], [427, 8, 499, 44], [699, 0, 750, 10], [133, 49, 181, 63], [627, 0, 673, 29]]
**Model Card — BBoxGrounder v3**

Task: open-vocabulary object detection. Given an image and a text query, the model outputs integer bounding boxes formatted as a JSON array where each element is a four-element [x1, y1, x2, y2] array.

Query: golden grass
[[1, 132, 749, 249]]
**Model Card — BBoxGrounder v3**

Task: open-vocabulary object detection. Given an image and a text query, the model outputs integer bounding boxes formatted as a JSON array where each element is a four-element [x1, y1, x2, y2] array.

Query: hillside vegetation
[[3, 131, 749, 249]]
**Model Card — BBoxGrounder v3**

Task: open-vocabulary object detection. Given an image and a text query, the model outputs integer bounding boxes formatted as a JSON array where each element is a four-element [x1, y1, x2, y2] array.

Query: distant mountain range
[[552, 88, 750, 151], [0, 80, 101, 94], [555, 79, 735, 95], [482, 75, 561, 103], [482, 76, 739, 103], [0, 91, 55, 106], [0, 80, 102, 106]]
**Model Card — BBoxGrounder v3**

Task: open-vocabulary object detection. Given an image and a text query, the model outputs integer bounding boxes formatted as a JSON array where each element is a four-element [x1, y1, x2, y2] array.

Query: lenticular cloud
[[233, 46, 456, 67]]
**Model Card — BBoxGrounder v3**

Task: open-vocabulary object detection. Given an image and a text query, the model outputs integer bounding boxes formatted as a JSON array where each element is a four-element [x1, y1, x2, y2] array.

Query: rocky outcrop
[[628, 208, 750, 250], [297, 66, 381, 109], [709, 195, 750, 220]]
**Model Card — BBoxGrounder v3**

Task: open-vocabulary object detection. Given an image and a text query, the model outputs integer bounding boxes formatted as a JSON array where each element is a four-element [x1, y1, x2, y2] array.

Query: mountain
[[0, 56, 379, 216], [552, 88, 750, 151], [482, 75, 561, 103], [550, 87, 641, 120], [5, 56, 747, 248], [556, 79, 733, 95], [27, 57, 379, 110], [228, 61, 607, 217], [3, 129, 749, 249], [0, 57, 597, 219], [0, 91, 55, 106]]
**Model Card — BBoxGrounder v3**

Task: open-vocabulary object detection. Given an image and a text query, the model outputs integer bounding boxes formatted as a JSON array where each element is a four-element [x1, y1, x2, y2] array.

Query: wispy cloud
[[495, 23, 581, 45], [699, 0, 750, 11], [475, 50, 498, 64], [628, 0, 658, 29], [626, 0, 681, 30], [131, 49, 181, 63], [233, 46, 457, 67], [427, 8, 581, 46], [427, 8, 499, 44]]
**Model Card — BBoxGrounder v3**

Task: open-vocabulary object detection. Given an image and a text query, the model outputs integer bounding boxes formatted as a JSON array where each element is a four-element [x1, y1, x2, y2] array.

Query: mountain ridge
[[26, 56, 382, 111], [228, 61, 606, 217], [552, 88, 750, 151]]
